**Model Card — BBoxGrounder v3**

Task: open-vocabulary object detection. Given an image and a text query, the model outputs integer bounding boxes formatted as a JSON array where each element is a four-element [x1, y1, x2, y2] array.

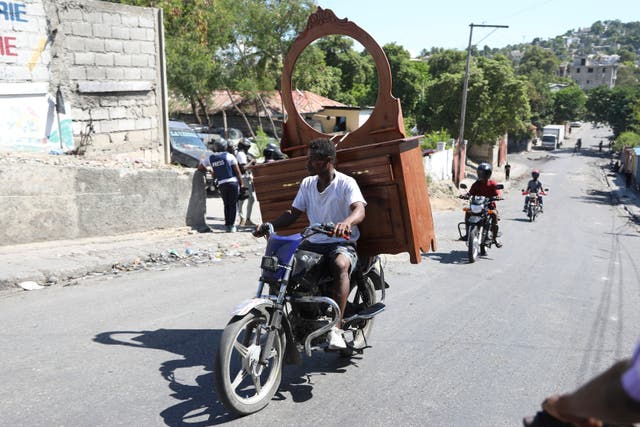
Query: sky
[[315, 0, 640, 57]]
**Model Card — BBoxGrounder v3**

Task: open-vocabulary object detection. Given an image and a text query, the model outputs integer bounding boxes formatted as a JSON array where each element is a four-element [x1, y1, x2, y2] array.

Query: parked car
[[169, 120, 213, 168], [570, 121, 583, 128]]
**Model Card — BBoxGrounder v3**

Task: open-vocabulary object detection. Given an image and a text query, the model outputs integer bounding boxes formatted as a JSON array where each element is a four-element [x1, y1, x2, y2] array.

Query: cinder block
[[71, 108, 91, 121], [139, 41, 155, 54], [144, 29, 156, 42], [95, 53, 114, 66], [102, 13, 122, 25], [74, 52, 95, 66], [135, 118, 152, 130], [131, 55, 148, 67], [83, 11, 103, 24], [63, 8, 84, 21], [71, 22, 92, 37], [68, 67, 87, 81], [114, 55, 132, 67], [111, 27, 131, 40], [86, 68, 106, 80], [90, 108, 109, 121], [121, 15, 139, 27], [140, 69, 157, 81], [123, 41, 141, 54], [105, 39, 123, 53], [123, 68, 141, 80], [139, 15, 155, 28], [65, 36, 85, 51], [92, 23, 112, 39], [129, 27, 146, 41], [85, 38, 106, 52], [106, 68, 125, 80], [109, 107, 128, 120]]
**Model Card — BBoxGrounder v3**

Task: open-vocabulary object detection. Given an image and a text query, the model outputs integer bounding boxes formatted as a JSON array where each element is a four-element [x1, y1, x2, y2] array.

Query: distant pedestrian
[[504, 163, 511, 181], [236, 139, 257, 227]]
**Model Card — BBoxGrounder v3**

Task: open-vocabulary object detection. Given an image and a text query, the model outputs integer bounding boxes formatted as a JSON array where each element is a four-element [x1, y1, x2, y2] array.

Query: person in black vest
[[198, 140, 244, 232]]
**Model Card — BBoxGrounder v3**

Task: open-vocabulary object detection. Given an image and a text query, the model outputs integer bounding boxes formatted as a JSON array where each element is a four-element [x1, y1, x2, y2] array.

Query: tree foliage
[[586, 86, 640, 136], [417, 50, 530, 145], [552, 85, 586, 122]]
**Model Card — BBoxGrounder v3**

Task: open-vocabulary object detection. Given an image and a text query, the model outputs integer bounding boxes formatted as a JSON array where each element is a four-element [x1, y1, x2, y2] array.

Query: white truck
[[541, 125, 565, 150]]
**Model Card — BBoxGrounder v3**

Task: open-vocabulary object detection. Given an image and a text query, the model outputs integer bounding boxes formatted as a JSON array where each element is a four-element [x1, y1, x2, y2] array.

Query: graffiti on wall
[[0, 0, 73, 152]]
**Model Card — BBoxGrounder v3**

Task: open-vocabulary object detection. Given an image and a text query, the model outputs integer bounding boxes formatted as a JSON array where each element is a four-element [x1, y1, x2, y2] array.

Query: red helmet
[[532, 170, 540, 179]]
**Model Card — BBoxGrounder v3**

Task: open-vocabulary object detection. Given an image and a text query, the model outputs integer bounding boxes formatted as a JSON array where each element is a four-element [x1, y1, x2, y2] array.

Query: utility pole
[[454, 23, 508, 187]]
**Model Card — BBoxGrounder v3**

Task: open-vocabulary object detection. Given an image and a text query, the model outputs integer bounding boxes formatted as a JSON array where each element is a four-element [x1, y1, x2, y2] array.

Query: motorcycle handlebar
[[309, 223, 351, 240]]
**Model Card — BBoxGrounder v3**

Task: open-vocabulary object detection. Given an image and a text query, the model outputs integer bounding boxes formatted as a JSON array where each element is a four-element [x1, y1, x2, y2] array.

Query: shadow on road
[[94, 328, 355, 425], [423, 249, 470, 264]]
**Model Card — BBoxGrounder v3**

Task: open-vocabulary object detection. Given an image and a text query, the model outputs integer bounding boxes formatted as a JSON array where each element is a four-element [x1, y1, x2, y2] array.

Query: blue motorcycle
[[214, 223, 388, 415]]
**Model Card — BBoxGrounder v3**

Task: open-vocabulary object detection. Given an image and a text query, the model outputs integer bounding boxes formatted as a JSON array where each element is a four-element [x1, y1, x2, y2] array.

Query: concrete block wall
[[47, 0, 165, 160], [2, 0, 166, 161]]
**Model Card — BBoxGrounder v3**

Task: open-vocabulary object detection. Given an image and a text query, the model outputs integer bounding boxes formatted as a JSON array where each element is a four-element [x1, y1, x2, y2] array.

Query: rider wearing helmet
[[463, 162, 503, 248], [263, 142, 287, 162], [524, 170, 544, 213]]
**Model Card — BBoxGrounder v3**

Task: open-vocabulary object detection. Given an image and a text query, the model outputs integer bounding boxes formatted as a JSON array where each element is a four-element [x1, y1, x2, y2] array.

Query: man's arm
[[232, 163, 244, 189], [543, 359, 640, 425], [334, 201, 365, 238]]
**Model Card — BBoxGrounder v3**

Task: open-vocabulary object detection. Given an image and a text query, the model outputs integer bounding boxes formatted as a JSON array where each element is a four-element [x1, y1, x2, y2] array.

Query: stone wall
[[1, 0, 167, 161]]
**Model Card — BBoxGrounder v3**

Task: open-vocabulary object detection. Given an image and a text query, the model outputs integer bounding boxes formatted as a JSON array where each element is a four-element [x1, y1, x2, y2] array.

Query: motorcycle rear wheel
[[467, 225, 480, 262], [214, 310, 284, 415]]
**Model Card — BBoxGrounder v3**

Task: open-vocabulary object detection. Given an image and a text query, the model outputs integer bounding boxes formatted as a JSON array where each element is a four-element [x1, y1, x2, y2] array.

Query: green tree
[[614, 130, 640, 151], [586, 86, 640, 136], [516, 46, 559, 130], [314, 36, 376, 106], [382, 43, 425, 118], [417, 50, 530, 146], [552, 85, 586, 122]]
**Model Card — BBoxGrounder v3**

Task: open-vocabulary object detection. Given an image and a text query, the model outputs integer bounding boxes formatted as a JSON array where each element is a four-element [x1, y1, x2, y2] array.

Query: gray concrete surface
[[1, 156, 636, 292], [0, 155, 209, 246]]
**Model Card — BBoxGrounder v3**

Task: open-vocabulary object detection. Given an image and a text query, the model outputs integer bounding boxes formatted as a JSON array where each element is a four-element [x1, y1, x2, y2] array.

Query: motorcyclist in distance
[[523, 169, 544, 213], [460, 162, 503, 248]]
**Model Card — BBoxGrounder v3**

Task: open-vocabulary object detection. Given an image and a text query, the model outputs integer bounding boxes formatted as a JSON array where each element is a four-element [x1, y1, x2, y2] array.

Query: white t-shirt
[[292, 170, 366, 244]]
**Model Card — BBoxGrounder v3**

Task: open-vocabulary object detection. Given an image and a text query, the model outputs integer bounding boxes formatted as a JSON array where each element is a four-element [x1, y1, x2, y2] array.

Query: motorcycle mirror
[[496, 184, 504, 189], [544, 188, 549, 191], [459, 183, 468, 189]]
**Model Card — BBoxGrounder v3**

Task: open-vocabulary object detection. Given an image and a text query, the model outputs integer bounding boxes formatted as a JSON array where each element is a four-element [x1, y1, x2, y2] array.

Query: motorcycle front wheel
[[467, 225, 480, 262], [214, 310, 284, 416], [528, 205, 534, 222]]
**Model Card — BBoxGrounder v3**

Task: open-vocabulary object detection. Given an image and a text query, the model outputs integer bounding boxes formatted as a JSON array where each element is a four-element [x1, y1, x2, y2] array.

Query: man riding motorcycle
[[523, 169, 544, 213], [461, 162, 503, 248], [254, 138, 367, 350]]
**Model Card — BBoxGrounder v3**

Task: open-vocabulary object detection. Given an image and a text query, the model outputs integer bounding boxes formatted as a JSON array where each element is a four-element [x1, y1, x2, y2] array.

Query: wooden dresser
[[251, 7, 436, 264]]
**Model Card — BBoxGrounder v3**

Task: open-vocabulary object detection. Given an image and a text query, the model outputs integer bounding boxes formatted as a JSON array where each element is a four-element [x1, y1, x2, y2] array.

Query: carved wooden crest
[[280, 7, 405, 157]]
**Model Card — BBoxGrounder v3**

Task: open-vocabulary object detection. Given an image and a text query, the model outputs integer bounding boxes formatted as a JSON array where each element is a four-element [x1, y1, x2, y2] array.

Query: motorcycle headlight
[[470, 204, 483, 214], [260, 256, 279, 272]]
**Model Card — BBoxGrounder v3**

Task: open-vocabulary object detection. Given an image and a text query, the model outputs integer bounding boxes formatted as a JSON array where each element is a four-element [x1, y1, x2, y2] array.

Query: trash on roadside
[[19, 281, 44, 291]]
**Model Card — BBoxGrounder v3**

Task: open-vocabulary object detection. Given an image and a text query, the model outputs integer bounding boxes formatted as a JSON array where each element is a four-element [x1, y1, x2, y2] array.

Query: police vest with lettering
[[210, 153, 234, 181]]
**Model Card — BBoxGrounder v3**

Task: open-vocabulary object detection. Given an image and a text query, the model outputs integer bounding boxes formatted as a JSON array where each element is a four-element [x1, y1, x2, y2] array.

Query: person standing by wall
[[504, 162, 511, 181], [198, 140, 244, 232], [236, 139, 257, 227]]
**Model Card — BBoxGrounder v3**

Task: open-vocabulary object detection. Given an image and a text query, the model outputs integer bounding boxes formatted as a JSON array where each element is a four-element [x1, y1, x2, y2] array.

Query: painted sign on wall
[[0, 0, 73, 152]]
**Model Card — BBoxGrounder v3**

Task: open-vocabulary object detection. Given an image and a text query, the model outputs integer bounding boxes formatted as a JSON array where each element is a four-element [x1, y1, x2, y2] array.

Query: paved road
[[1, 128, 639, 426]]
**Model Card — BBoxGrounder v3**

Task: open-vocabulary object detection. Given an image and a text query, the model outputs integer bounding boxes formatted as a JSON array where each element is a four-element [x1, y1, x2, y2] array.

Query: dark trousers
[[219, 181, 239, 226]]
